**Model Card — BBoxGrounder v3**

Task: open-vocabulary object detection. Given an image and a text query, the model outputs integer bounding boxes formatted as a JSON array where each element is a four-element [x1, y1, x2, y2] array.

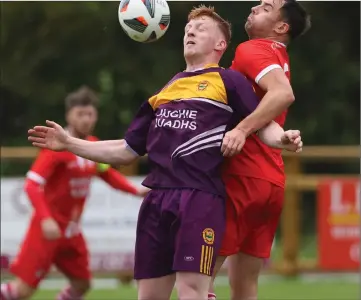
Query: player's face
[[183, 16, 226, 60], [245, 0, 289, 39], [66, 105, 98, 138]]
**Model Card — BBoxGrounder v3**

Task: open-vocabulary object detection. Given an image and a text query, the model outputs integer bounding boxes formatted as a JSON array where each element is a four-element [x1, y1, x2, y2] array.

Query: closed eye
[[263, 3, 273, 11]]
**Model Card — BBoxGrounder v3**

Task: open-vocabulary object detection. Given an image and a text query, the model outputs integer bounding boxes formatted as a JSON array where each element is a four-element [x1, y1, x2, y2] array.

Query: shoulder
[[220, 69, 250, 85], [157, 72, 186, 92], [148, 72, 184, 104], [219, 69, 255, 96], [236, 39, 276, 57]]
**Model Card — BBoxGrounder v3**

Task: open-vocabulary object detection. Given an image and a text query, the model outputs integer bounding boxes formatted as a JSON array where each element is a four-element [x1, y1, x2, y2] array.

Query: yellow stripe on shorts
[[200, 245, 214, 275]]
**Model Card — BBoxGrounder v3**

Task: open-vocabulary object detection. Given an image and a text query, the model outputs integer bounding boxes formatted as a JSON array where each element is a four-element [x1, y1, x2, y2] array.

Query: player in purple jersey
[[28, 6, 303, 300]]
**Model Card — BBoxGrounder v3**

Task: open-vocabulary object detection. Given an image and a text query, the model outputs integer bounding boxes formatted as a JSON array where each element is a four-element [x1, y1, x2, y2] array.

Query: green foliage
[[1, 1, 360, 145]]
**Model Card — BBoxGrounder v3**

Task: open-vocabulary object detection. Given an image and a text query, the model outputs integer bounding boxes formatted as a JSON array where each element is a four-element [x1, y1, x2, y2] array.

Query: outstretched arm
[[65, 137, 137, 165], [29, 102, 154, 164], [28, 120, 138, 165]]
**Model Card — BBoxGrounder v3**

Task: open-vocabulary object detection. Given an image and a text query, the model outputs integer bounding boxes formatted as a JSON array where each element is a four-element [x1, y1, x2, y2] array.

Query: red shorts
[[10, 217, 91, 288], [219, 176, 284, 258]]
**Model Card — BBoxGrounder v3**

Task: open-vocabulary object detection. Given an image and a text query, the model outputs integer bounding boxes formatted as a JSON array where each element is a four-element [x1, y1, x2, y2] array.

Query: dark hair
[[281, 0, 311, 40], [65, 85, 98, 112]]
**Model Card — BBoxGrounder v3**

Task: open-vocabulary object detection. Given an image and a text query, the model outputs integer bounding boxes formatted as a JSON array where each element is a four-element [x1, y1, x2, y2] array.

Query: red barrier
[[318, 179, 360, 270]]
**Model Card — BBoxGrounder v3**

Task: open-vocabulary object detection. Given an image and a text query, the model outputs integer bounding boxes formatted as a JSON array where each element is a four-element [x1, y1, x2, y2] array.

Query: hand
[[280, 130, 303, 152], [221, 128, 247, 157], [41, 218, 61, 240], [28, 120, 70, 151], [136, 186, 151, 198]]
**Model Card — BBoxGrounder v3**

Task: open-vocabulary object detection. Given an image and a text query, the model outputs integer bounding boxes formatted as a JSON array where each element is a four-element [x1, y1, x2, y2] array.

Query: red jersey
[[25, 136, 101, 228], [25, 136, 138, 230], [224, 39, 291, 187]]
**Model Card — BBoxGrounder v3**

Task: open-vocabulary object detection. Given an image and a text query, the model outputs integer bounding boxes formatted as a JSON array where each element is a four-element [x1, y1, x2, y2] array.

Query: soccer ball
[[118, 0, 170, 43]]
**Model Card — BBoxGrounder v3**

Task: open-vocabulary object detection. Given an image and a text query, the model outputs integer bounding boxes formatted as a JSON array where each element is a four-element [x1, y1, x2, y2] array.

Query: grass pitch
[[32, 278, 359, 300]]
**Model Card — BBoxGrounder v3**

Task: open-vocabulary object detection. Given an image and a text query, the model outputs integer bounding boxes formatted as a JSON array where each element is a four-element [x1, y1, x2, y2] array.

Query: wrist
[[64, 135, 75, 150], [273, 137, 284, 149], [133, 187, 141, 195], [235, 115, 262, 136], [235, 124, 253, 137]]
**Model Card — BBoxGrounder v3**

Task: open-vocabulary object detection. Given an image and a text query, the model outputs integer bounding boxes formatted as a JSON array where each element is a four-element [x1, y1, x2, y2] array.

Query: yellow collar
[[186, 63, 220, 72], [203, 63, 219, 68]]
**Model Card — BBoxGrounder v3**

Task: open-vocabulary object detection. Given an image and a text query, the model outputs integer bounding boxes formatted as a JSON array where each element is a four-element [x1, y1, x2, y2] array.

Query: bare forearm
[[257, 121, 285, 149], [66, 137, 136, 165], [236, 89, 294, 136]]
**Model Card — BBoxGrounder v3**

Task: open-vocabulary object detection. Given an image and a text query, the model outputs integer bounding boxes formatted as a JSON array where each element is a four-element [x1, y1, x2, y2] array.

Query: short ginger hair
[[188, 5, 232, 45]]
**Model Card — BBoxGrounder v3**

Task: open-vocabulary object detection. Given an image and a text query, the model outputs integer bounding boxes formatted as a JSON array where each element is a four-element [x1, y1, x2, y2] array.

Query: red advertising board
[[318, 179, 360, 270]]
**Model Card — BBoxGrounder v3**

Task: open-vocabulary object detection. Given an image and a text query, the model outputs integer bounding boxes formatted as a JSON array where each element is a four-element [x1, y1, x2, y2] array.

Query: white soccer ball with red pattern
[[118, 0, 170, 43]]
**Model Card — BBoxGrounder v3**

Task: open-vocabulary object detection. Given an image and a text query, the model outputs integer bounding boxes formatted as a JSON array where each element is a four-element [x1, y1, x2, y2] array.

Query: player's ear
[[215, 39, 227, 52], [275, 21, 289, 35]]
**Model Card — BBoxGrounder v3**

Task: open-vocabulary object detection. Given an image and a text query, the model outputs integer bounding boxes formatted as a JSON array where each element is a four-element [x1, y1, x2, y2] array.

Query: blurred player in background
[[209, 1, 311, 300], [0, 86, 149, 300], [26, 7, 303, 300]]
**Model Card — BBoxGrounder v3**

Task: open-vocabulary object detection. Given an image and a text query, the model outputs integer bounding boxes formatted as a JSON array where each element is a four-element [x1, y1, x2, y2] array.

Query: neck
[[185, 56, 219, 72]]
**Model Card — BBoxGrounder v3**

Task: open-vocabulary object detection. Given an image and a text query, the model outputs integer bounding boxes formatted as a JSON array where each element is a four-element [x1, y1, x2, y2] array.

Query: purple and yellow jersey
[[124, 64, 259, 196]]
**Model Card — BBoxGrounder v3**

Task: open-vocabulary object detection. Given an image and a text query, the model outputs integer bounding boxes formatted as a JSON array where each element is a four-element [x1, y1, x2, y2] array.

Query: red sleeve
[[98, 168, 138, 195], [24, 150, 65, 219], [230, 41, 282, 84]]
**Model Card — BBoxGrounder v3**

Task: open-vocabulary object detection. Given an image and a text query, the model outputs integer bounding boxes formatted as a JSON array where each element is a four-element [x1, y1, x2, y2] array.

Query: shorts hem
[[61, 272, 92, 281], [218, 249, 239, 257], [240, 249, 270, 259], [134, 271, 175, 280], [173, 268, 212, 277], [10, 268, 40, 289]]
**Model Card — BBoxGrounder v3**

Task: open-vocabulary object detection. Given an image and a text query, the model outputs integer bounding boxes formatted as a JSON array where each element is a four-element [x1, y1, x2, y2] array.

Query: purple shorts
[[134, 188, 225, 280]]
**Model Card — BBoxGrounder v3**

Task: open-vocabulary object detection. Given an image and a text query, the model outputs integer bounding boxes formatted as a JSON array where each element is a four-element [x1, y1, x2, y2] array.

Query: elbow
[[271, 86, 295, 107], [110, 143, 138, 166], [113, 158, 134, 166], [281, 88, 295, 106], [107, 157, 129, 166], [287, 92, 295, 105]]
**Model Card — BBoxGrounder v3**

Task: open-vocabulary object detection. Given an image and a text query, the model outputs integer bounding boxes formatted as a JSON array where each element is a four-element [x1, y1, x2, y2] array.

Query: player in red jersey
[[208, 1, 311, 300], [0, 86, 149, 300]]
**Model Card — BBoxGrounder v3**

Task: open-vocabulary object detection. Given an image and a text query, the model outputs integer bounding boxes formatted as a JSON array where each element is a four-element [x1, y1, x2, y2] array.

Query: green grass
[[32, 280, 359, 300]]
